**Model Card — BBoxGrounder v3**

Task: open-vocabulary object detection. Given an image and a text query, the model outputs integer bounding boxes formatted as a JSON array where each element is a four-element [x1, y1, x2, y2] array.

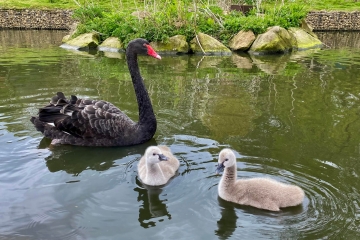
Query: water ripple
[[148, 138, 360, 239], [23, 207, 87, 240], [214, 154, 359, 239]]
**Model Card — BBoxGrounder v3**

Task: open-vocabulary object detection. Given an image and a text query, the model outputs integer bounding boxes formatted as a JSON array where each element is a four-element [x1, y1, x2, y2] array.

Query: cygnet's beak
[[158, 154, 168, 161], [215, 162, 225, 175]]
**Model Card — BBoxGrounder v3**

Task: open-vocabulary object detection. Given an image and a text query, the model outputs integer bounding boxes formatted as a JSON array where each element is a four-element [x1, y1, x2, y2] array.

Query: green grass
[[264, 0, 360, 11], [1, 0, 360, 11], [69, 1, 309, 46], [0, 0, 132, 10], [308, 0, 360, 11], [1, 0, 75, 9]]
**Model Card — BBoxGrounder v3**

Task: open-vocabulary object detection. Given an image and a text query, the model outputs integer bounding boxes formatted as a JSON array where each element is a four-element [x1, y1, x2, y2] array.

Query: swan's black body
[[30, 38, 161, 147]]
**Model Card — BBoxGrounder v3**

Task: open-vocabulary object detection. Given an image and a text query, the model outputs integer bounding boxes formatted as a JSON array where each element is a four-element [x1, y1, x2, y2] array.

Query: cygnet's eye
[[225, 158, 229, 161], [153, 153, 156, 156]]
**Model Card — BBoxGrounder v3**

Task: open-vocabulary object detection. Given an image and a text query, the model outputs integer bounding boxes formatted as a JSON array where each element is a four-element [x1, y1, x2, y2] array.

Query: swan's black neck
[[126, 51, 157, 137]]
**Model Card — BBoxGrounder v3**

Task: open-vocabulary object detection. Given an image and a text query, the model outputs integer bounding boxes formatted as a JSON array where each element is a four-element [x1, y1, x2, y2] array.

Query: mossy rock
[[228, 30, 256, 51], [249, 26, 296, 54], [190, 32, 231, 55], [62, 34, 71, 43], [150, 35, 189, 54], [288, 27, 323, 50], [63, 32, 100, 51], [98, 37, 123, 52], [301, 19, 318, 38]]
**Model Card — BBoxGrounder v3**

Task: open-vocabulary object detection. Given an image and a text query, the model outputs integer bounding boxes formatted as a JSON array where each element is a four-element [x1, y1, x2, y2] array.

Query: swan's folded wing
[[53, 104, 135, 139], [77, 99, 124, 115], [38, 97, 135, 139], [158, 163, 177, 179]]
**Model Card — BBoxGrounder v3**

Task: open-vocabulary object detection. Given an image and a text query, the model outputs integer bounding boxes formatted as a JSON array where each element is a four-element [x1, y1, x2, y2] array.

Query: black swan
[[30, 38, 161, 147]]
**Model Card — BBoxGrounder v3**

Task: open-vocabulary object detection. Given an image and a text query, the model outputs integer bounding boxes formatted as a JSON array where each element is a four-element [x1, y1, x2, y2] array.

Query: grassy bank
[[68, 1, 308, 45], [1, 0, 360, 11], [264, 0, 360, 11], [303, 0, 360, 11], [1, 0, 359, 47], [1, 0, 129, 10]]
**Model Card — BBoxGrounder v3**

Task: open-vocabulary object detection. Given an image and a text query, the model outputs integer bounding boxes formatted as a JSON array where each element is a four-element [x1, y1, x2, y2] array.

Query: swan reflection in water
[[215, 196, 304, 240], [38, 137, 158, 175], [216, 196, 238, 240], [135, 178, 171, 228]]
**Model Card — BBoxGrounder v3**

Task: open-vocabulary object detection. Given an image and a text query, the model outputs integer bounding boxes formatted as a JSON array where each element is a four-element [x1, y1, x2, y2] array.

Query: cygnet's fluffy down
[[216, 148, 305, 211], [138, 146, 180, 186]]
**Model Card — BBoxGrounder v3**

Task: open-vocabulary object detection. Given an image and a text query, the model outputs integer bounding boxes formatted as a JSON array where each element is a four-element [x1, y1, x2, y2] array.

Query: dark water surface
[[0, 30, 359, 239]]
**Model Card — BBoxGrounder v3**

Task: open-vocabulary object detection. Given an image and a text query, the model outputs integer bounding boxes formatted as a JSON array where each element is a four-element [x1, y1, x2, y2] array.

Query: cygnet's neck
[[146, 162, 165, 182], [221, 164, 237, 186], [147, 162, 161, 171]]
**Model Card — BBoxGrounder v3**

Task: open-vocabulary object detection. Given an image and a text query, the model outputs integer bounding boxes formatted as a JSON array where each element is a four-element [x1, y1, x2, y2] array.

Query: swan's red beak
[[146, 44, 161, 60]]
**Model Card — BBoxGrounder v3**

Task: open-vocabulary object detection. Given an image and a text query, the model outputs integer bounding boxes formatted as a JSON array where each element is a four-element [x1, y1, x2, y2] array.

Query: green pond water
[[0, 30, 359, 239]]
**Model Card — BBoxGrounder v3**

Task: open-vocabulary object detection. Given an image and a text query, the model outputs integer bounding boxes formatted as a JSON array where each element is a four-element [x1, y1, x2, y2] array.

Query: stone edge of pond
[[1, 9, 359, 55], [63, 26, 323, 56]]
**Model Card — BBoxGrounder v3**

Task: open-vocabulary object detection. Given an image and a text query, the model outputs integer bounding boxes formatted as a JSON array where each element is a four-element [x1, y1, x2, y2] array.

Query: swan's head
[[127, 38, 161, 59], [145, 146, 168, 164], [216, 148, 236, 174]]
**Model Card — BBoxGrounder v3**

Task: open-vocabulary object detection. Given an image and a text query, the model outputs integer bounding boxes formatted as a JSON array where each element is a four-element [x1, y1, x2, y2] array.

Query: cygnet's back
[[216, 148, 305, 211], [138, 146, 180, 186]]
